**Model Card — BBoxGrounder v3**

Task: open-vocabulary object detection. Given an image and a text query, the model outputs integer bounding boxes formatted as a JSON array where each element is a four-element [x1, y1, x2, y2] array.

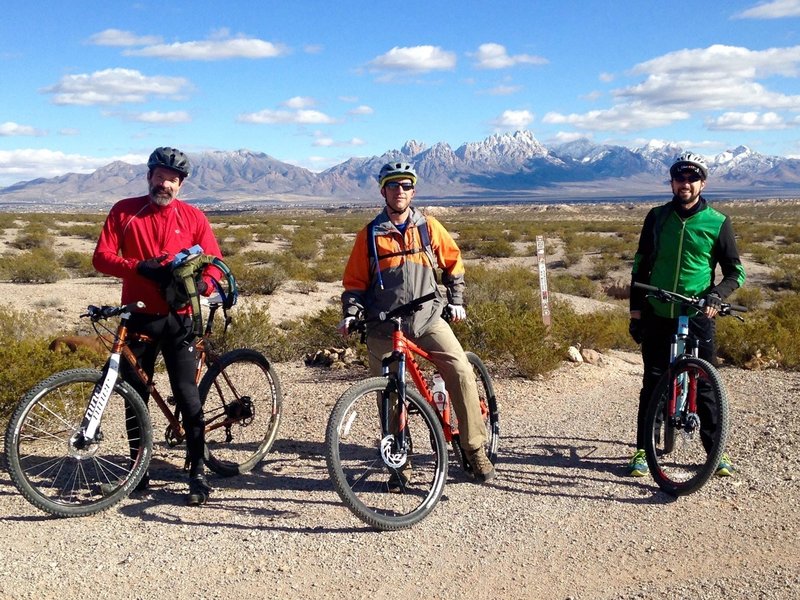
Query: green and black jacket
[[630, 196, 746, 319]]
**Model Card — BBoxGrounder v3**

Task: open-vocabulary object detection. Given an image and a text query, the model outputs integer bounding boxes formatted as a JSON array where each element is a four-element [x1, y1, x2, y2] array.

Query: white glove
[[448, 304, 467, 322], [337, 316, 356, 336]]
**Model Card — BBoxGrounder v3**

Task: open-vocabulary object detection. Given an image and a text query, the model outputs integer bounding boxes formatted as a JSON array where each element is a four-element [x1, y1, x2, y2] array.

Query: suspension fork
[[78, 314, 133, 441], [669, 315, 699, 421]]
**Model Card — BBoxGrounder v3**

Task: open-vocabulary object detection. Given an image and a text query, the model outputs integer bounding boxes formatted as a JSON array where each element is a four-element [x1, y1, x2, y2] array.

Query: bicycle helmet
[[670, 151, 708, 180], [147, 147, 191, 178], [377, 162, 418, 187]]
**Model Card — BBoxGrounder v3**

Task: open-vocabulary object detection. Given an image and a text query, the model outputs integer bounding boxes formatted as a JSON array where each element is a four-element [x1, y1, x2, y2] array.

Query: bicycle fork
[[379, 351, 411, 469], [669, 315, 700, 439]]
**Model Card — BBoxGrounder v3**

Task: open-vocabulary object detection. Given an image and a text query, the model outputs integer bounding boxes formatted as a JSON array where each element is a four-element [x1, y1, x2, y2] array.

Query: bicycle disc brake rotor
[[380, 435, 408, 469], [679, 412, 701, 442], [67, 430, 100, 459]]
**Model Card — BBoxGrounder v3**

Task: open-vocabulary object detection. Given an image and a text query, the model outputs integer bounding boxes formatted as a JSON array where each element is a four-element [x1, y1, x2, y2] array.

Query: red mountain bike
[[325, 293, 499, 530]]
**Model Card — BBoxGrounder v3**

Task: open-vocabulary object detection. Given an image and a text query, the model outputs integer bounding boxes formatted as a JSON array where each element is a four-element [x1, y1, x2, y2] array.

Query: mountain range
[[3, 130, 800, 211]]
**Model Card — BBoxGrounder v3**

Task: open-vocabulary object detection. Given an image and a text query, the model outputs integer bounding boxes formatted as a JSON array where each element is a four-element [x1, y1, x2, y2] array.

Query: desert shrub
[[477, 239, 515, 258], [729, 286, 762, 311], [552, 305, 634, 352], [6, 248, 67, 283], [769, 256, 800, 291], [238, 264, 287, 295], [717, 293, 800, 368], [290, 230, 320, 261], [549, 274, 598, 298], [11, 223, 53, 250], [466, 264, 539, 308], [57, 223, 102, 240], [60, 251, 99, 277], [452, 301, 564, 378], [0, 308, 101, 418]]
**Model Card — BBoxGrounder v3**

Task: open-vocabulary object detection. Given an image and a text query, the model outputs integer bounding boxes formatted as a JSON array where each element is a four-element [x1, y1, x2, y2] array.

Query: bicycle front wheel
[[4, 368, 152, 517], [200, 349, 282, 476], [325, 377, 448, 531], [644, 357, 729, 496]]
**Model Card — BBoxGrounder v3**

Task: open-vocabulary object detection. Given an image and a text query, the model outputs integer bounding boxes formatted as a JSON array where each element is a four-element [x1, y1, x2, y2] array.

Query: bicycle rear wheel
[[200, 349, 282, 476], [4, 368, 152, 517], [325, 377, 448, 531], [451, 352, 500, 472], [644, 357, 729, 496]]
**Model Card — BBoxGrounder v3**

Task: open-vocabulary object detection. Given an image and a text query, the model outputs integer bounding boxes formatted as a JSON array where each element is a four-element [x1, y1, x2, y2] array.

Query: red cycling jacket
[[93, 195, 222, 315]]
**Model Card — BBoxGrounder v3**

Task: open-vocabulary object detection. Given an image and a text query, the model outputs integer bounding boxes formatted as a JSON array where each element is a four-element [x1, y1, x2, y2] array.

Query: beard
[[149, 184, 176, 206]]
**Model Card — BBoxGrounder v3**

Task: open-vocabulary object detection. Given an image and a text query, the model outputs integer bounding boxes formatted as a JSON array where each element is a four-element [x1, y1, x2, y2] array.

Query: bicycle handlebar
[[82, 301, 145, 321], [632, 282, 747, 315], [347, 291, 440, 338]]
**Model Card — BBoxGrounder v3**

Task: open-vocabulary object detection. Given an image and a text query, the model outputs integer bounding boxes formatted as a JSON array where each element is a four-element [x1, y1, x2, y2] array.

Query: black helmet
[[147, 147, 190, 178]]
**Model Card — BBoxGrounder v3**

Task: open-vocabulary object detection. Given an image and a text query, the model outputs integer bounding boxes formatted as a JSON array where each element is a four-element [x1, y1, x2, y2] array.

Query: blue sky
[[1, 0, 800, 187]]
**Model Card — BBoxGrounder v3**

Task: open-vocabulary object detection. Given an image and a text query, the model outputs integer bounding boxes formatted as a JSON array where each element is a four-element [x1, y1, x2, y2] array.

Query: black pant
[[122, 312, 205, 476], [636, 313, 718, 452]]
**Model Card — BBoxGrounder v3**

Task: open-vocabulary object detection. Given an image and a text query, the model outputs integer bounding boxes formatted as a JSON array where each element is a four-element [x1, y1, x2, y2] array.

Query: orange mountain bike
[[4, 298, 282, 517], [325, 292, 499, 530]]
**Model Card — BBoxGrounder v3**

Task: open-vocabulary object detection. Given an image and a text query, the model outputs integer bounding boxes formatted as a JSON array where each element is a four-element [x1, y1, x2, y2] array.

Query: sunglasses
[[673, 175, 702, 183], [385, 182, 415, 191]]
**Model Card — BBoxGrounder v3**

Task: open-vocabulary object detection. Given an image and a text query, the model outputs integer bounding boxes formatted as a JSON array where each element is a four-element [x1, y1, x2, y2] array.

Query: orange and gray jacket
[[341, 207, 465, 337]]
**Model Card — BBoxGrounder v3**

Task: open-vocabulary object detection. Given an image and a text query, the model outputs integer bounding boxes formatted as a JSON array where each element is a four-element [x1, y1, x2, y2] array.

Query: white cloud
[[481, 84, 522, 96], [42, 68, 191, 105], [0, 122, 45, 136], [368, 45, 457, 73], [283, 96, 317, 109], [130, 111, 192, 124], [551, 131, 592, 144], [471, 43, 547, 69], [543, 104, 689, 132], [490, 109, 534, 130], [0, 149, 146, 186], [348, 105, 374, 115], [312, 136, 365, 148], [599, 72, 615, 83], [706, 111, 789, 130], [622, 45, 800, 111], [126, 37, 288, 61], [87, 29, 162, 47], [237, 108, 336, 125], [734, 0, 800, 19]]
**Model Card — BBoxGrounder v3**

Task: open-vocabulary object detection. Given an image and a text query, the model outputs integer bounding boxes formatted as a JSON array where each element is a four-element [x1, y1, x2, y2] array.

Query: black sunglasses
[[673, 175, 702, 183], [385, 182, 415, 191]]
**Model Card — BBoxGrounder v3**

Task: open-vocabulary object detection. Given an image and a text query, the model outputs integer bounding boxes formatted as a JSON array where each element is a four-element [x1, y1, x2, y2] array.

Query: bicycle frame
[[79, 301, 238, 449], [380, 320, 455, 444]]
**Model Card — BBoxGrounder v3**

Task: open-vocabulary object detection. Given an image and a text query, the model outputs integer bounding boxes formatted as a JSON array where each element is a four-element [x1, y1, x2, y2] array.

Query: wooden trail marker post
[[536, 235, 551, 329]]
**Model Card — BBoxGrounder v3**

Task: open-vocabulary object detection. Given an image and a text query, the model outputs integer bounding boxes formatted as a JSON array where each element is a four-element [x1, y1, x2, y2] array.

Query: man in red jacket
[[93, 146, 223, 506]]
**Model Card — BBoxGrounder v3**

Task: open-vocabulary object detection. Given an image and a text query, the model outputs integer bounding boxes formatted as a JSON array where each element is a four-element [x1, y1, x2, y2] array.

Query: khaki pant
[[366, 317, 487, 451]]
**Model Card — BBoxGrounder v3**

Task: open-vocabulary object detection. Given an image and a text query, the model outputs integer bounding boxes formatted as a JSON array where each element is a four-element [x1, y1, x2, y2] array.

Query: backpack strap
[[166, 254, 238, 336]]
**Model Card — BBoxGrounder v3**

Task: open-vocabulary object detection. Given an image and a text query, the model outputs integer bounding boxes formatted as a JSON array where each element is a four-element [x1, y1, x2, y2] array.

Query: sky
[[1, 0, 800, 188]]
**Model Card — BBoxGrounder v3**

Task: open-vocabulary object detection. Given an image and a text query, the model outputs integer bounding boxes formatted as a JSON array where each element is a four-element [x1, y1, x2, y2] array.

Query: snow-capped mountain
[[2, 131, 799, 210]]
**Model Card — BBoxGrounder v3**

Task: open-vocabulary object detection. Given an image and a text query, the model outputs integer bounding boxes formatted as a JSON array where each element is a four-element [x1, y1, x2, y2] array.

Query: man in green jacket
[[627, 152, 746, 477]]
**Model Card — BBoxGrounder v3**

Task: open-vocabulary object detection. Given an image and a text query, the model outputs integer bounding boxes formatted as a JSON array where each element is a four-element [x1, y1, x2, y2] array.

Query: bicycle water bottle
[[431, 372, 449, 414]]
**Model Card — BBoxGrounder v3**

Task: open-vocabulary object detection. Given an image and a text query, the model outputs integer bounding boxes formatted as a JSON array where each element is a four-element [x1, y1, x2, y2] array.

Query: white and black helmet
[[377, 162, 418, 187], [670, 152, 708, 180]]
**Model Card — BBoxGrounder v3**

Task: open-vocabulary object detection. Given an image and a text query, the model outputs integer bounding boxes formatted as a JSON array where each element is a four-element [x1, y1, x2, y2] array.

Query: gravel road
[[1, 352, 798, 600]]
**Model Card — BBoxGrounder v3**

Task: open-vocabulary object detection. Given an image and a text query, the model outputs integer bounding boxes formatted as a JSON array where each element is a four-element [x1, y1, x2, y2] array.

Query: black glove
[[703, 292, 723, 311], [137, 257, 171, 286], [628, 318, 644, 344]]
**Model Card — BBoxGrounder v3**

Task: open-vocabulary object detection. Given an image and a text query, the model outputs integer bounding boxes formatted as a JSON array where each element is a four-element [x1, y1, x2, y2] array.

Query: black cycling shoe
[[186, 474, 212, 506]]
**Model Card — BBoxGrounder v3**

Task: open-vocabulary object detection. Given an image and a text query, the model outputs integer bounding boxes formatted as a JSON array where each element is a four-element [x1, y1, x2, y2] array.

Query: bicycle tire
[[644, 357, 729, 496], [4, 368, 152, 517], [325, 377, 448, 530], [199, 348, 282, 476]]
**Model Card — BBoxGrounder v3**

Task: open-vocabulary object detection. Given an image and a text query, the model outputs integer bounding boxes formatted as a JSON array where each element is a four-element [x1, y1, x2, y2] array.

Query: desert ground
[[0, 211, 798, 600]]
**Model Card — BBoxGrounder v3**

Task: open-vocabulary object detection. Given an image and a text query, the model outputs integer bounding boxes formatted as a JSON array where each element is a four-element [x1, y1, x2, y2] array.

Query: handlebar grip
[[727, 304, 748, 313], [632, 282, 658, 292]]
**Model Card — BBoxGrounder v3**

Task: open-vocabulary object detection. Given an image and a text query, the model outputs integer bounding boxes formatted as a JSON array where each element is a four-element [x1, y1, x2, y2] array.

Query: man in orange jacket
[[338, 162, 495, 485]]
